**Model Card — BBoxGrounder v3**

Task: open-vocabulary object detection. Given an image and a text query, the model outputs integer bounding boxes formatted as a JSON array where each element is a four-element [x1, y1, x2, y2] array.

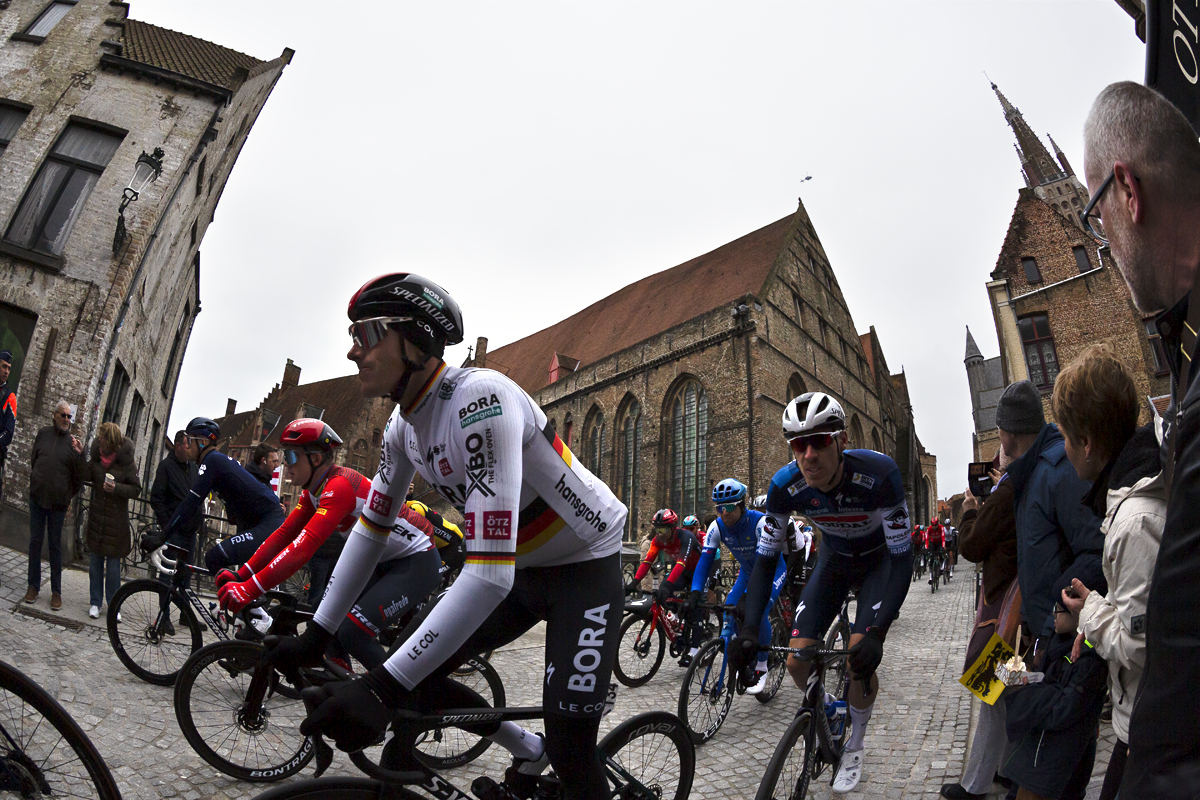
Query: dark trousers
[[28, 501, 65, 594]]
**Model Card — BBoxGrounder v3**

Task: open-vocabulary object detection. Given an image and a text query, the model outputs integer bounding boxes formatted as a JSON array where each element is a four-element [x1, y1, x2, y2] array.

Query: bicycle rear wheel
[[755, 709, 816, 800], [174, 640, 312, 781], [614, 614, 664, 687], [599, 710, 694, 800], [677, 638, 733, 744], [0, 660, 122, 800], [249, 777, 421, 800], [412, 656, 505, 769], [108, 578, 204, 685]]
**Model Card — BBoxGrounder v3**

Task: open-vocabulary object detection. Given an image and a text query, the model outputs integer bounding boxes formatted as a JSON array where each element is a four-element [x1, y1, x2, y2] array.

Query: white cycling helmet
[[782, 392, 846, 439], [751, 493, 769, 510]]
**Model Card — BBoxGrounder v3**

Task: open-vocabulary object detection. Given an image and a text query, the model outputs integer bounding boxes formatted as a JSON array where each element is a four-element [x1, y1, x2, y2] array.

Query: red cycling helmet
[[280, 418, 343, 453], [652, 509, 679, 528]]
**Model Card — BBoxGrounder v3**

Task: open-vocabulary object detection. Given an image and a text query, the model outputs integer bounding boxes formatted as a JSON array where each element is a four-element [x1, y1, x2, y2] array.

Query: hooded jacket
[[1006, 423, 1103, 639], [85, 439, 141, 558], [150, 451, 200, 534]]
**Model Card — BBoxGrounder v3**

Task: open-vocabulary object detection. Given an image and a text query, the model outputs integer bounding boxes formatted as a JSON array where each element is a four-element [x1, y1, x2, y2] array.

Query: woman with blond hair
[[86, 422, 141, 619], [1053, 343, 1165, 800]]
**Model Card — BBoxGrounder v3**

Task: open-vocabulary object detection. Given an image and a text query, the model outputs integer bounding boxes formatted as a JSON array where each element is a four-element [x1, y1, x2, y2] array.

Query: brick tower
[[992, 82, 1090, 226]]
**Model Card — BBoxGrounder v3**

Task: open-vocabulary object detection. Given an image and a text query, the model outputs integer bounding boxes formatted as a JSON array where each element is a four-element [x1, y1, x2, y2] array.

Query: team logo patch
[[459, 395, 503, 428], [439, 458, 453, 477], [367, 490, 392, 516], [851, 472, 875, 490], [787, 480, 808, 496], [463, 512, 475, 539], [811, 498, 820, 507], [884, 508, 909, 530], [482, 511, 512, 540], [437, 379, 456, 400]]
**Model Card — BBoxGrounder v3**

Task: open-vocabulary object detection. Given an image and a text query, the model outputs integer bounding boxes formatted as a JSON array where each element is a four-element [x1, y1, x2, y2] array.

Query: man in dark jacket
[[150, 431, 200, 586], [26, 400, 86, 610], [246, 443, 280, 491], [1082, 81, 1200, 796], [0, 350, 16, 511], [997, 381, 1102, 655]]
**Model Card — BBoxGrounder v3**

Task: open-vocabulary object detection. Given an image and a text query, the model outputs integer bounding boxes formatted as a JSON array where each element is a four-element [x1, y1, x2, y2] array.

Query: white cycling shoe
[[744, 670, 769, 695], [832, 747, 864, 793]]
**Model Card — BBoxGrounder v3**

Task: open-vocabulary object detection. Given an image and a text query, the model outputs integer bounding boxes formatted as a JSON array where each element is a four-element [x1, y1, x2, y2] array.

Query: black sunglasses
[[1079, 170, 1115, 244]]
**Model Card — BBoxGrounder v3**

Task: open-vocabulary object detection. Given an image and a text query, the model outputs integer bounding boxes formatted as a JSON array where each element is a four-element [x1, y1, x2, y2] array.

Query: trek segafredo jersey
[[315, 362, 626, 690]]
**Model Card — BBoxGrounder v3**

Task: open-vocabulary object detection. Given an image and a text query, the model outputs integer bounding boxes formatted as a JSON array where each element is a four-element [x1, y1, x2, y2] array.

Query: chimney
[[475, 337, 488, 368], [282, 358, 301, 390], [225, 398, 237, 417]]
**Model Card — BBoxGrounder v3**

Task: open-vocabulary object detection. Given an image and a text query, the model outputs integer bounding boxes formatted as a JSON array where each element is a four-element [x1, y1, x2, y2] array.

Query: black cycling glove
[[728, 625, 759, 683], [140, 531, 166, 553], [848, 626, 885, 681], [299, 666, 408, 752], [655, 581, 676, 604], [682, 589, 702, 616], [264, 624, 335, 676]]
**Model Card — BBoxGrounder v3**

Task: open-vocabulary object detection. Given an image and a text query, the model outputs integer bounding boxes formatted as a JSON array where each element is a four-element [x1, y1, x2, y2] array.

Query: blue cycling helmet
[[185, 417, 220, 443], [712, 479, 747, 504]]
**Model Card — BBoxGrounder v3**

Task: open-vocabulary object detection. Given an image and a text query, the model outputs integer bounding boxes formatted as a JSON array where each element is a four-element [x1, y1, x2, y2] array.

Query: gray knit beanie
[[996, 380, 1044, 434]]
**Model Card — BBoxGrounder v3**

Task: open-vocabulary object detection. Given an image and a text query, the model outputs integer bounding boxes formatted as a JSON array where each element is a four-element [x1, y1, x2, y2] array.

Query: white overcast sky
[[144, 0, 1146, 498]]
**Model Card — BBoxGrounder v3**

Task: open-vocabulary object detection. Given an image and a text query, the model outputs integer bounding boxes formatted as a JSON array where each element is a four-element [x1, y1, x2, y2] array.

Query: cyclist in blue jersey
[[682, 478, 787, 694], [141, 417, 287, 574], [736, 392, 913, 793]]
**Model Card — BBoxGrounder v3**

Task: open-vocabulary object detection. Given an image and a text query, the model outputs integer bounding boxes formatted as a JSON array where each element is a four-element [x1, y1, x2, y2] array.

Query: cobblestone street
[[0, 547, 1113, 798]]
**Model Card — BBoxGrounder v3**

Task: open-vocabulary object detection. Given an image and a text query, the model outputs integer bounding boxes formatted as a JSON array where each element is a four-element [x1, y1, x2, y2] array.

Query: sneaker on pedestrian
[[744, 669, 770, 695], [23, 587, 37, 604], [940, 783, 985, 800], [50, 593, 62, 611], [88, 605, 100, 619], [832, 747, 865, 793]]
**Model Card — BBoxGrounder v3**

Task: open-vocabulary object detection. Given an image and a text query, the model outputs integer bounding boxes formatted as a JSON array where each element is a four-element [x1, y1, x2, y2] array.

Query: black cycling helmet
[[347, 273, 464, 358], [184, 417, 220, 443]]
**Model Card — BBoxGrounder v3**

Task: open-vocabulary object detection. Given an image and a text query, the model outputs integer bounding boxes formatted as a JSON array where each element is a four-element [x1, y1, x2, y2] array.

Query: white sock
[[847, 701, 874, 751], [490, 722, 544, 761], [756, 653, 768, 671]]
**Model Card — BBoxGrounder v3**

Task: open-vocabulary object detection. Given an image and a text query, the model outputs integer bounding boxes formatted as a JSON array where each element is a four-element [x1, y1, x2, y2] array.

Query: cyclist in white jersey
[[265, 273, 626, 800]]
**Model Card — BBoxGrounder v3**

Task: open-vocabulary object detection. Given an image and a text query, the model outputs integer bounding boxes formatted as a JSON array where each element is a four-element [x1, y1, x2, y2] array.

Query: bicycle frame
[[159, 545, 234, 640], [772, 645, 852, 761]]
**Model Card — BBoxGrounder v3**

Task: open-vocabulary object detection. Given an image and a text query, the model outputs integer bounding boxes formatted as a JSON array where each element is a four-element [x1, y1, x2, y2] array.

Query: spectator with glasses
[[26, 400, 86, 610]]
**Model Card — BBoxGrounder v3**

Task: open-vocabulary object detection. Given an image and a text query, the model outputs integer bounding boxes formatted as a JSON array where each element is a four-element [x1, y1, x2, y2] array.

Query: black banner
[[1146, 0, 1200, 134]]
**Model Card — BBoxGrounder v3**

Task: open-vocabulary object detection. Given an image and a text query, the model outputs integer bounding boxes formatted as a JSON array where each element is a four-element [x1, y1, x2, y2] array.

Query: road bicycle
[[0, 659, 122, 800], [753, 643, 853, 800], [911, 549, 926, 582], [614, 592, 718, 687], [106, 543, 272, 685], [248, 696, 695, 800], [928, 551, 945, 593], [676, 600, 788, 744], [173, 597, 505, 781]]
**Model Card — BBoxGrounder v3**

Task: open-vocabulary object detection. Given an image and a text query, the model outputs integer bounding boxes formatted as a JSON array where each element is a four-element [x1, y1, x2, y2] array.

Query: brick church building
[[477, 203, 938, 545], [965, 83, 1169, 463]]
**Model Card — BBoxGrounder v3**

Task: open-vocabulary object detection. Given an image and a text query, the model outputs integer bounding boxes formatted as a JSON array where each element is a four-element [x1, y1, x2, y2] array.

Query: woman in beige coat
[[1054, 344, 1166, 800]]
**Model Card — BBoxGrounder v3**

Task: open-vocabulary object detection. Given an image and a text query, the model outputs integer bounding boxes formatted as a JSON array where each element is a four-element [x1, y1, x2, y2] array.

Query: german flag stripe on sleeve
[[466, 553, 516, 566], [360, 516, 391, 539]]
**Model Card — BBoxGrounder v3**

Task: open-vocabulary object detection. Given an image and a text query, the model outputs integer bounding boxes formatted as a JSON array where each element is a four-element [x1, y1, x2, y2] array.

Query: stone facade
[[482, 204, 936, 547], [967, 85, 1170, 464], [0, 0, 290, 556]]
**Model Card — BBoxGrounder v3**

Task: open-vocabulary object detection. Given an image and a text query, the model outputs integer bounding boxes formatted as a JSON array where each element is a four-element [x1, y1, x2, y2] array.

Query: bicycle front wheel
[[599, 710, 694, 800], [412, 656, 506, 769], [249, 777, 422, 800], [677, 637, 733, 744], [614, 613, 664, 687], [0, 660, 122, 800], [755, 709, 816, 800], [108, 578, 204, 685], [757, 612, 789, 704], [174, 640, 312, 781], [823, 619, 852, 701]]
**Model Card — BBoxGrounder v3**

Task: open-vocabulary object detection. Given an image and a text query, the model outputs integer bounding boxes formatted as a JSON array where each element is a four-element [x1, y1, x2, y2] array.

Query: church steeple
[[990, 80, 1091, 227], [992, 81, 1063, 189]]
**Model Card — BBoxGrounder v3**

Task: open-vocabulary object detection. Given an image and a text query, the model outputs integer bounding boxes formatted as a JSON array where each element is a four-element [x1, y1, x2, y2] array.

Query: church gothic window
[[1018, 313, 1059, 391], [584, 407, 606, 482], [669, 380, 708, 518], [615, 398, 643, 542], [786, 374, 806, 402]]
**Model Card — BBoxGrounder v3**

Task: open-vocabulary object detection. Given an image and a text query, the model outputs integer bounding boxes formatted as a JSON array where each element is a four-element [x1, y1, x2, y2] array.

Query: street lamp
[[113, 147, 164, 255]]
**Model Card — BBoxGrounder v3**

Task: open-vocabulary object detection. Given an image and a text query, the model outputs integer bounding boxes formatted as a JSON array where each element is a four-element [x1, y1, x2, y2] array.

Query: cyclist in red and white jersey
[[627, 508, 701, 600], [214, 418, 449, 668], [265, 273, 627, 800]]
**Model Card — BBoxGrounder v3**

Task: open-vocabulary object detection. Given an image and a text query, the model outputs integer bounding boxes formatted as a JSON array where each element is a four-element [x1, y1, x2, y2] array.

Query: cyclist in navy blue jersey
[[737, 392, 913, 793], [141, 417, 287, 574], [683, 478, 787, 694]]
